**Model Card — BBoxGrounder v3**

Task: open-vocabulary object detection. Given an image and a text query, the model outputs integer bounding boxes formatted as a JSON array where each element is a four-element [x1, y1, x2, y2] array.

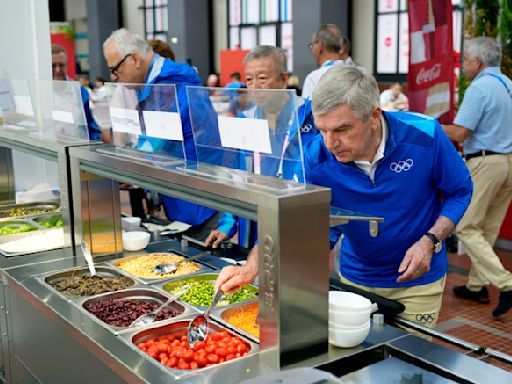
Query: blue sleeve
[[81, 87, 101, 141], [432, 122, 473, 224], [330, 226, 343, 249], [453, 84, 484, 131], [217, 212, 238, 237]]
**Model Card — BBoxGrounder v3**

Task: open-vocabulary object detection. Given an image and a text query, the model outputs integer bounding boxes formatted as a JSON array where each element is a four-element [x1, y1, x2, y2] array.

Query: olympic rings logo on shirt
[[390, 159, 414, 173], [415, 313, 436, 324], [301, 124, 313, 133]]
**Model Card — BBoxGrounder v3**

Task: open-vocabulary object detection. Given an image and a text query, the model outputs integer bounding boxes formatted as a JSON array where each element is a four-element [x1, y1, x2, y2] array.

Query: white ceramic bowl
[[329, 319, 370, 330], [328, 322, 370, 348], [329, 309, 371, 327], [329, 291, 372, 313], [122, 231, 150, 251], [121, 216, 142, 232]]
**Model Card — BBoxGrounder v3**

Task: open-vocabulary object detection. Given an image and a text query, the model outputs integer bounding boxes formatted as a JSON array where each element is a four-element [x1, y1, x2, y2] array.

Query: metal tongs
[[81, 240, 96, 276]]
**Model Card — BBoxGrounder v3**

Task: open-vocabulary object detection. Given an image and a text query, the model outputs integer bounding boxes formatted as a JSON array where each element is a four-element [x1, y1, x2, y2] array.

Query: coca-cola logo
[[416, 63, 442, 85]]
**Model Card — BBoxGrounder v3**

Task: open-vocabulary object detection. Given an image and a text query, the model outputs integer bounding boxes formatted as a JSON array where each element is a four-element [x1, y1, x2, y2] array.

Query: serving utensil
[[81, 240, 96, 277], [129, 285, 191, 328], [152, 252, 208, 275], [187, 290, 223, 347]]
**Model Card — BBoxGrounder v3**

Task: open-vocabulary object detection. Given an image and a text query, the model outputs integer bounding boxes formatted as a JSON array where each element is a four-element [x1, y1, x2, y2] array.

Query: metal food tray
[[0, 219, 42, 242], [108, 252, 211, 285], [36, 264, 137, 300], [0, 201, 60, 220], [78, 287, 196, 335], [210, 300, 259, 343], [119, 316, 259, 379], [159, 272, 259, 310]]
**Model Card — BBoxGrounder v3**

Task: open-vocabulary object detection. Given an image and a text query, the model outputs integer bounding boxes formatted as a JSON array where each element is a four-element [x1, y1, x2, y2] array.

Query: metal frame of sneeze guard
[[186, 86, 306, 189], [95, 82, 187, 165], [69, 144, 331, 377]]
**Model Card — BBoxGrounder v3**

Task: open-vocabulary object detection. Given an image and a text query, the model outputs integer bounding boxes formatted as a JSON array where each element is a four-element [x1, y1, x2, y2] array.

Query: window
[[141, 0, 168, 41], [374, 0, 464, 81], [228, 0, 293, 71]]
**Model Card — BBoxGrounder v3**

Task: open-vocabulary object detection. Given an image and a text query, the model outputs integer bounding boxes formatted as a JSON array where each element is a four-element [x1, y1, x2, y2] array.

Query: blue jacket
[[218, 97, 319, 248], [80, 87, 101, 141], [137, 55, 217, 226], [304, 111, 472, 287]]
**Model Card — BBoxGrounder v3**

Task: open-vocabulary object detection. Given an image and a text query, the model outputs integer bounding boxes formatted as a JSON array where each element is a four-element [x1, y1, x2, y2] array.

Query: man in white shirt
[[302, 24, 349, 99], [380, 82, 409, 111]]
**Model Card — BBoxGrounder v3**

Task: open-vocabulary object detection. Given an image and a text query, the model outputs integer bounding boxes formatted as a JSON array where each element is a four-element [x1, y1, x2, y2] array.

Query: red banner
[[408, 0, 454, 124]]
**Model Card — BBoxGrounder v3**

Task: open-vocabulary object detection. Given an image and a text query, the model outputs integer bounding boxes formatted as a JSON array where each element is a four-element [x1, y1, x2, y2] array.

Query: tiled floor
[[435, 246, 512, 372]]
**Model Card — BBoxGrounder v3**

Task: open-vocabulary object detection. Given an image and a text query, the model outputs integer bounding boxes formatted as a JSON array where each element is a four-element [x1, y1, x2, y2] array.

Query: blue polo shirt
[[454, 67, 512, 155]]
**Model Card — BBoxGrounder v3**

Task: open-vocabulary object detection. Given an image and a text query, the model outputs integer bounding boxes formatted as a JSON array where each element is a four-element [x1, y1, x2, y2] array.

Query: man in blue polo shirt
[[216, 66, 472, 328], [443, 37, 512, 317], [103, 29, 219, 240]]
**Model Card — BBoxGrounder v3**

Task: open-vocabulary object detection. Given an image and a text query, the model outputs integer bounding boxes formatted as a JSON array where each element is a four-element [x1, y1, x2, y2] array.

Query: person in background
[[225, 72, 244, 89], [205, 45, 318, 249], [302, 24, 349, 99], [77, 74, 93, 109], [91, 76, 109, 103], [147, 39, 175, 61], [206, 73, 221, 87], [443, 36, 512, 318], [380, 82, 409, 111], [287, 74, 302, 96], [51, 44, 102, 141], [216, 66, 473, 329], [103, 28, 219, 240], [339, 36, 354, 65]]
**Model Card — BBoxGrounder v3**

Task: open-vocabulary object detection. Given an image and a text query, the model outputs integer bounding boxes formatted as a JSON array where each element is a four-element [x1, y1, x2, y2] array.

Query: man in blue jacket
[[216, 66, 472, 328], [204, 46, 318, 249], [103, 29, 218, 240]]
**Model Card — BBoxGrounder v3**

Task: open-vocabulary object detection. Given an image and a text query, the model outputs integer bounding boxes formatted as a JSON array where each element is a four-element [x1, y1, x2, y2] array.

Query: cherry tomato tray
[[120, 317, 259, 376], [77, 287, 196, 335]]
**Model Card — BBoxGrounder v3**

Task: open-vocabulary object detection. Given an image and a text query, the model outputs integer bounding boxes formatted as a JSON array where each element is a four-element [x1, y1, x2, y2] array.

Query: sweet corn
[[115, 253, 201, 278]]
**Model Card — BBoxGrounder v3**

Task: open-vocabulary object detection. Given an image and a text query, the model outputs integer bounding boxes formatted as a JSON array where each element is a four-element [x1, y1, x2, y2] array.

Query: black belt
[[464, 150, 502, 161]]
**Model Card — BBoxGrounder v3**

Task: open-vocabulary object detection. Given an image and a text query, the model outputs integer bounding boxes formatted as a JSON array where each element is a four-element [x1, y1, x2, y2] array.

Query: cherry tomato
[[205, 344, 216, 354], [166, 356, 177, 368], [195, 354, 207, 367], [215, 347, 227, 357], [147, 345, 159, 358], [210, 333, 222, 341], [178, 361, 190, 370], [189, 361, 199, 370], [216, 341, 227, 349], [207, 354, 219, 364], [225, 353, 235, 361], [183, 350, 195, 363], [192, 341, 205, 351]]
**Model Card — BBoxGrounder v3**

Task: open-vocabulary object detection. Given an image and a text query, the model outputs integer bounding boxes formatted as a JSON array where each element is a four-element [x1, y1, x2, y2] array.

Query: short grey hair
[[243, 45, 288, 74], [465, 37, 501, 67], [312, 66, 380, 121], [313, 24, 343, 53], [103, 28, 151, 55]]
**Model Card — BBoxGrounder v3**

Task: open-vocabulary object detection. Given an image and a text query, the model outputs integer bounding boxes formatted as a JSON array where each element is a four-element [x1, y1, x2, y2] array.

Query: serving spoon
[[187, 290, 223, 347], [152, 252, 208, 275]]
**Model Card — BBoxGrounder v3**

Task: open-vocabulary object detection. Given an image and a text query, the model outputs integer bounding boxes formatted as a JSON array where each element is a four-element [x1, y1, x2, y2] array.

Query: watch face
[[434, 242, 442, 253]]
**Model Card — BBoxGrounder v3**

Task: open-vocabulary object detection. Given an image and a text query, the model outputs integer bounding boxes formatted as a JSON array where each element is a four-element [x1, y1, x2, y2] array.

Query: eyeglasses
[[109, 53, 132, 78]]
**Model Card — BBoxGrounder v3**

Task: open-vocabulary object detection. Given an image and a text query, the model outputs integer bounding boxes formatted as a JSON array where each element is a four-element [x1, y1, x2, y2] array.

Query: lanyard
[[253, 130, 290, 177], [485, 73, 512, 98]]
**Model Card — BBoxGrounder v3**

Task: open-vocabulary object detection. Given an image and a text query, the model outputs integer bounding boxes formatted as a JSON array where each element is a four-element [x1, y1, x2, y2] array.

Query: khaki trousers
[[456, 154, 512, 292], [339, 275, 446, 328]]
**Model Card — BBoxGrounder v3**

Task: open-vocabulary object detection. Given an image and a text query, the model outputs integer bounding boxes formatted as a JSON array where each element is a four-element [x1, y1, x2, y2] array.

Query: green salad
[[0, 224, 38, 236], [169, 280, 257, 307]]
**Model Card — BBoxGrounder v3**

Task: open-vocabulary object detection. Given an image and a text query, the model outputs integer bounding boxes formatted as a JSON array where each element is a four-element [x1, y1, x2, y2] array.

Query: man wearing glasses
[[302, 24, 351, 100], [51, 44, 102, 141], [102, 28, 220, 241]]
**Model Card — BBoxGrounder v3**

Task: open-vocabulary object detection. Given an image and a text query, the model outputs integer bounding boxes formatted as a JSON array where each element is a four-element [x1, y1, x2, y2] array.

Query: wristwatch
[[425, 232, 442, 254]]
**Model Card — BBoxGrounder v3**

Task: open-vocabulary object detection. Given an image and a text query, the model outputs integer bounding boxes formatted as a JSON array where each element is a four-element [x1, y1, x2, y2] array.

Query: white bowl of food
[[329, 291, 373, 313], [122, 231, 150, 251], [328, 321, 370, 348]]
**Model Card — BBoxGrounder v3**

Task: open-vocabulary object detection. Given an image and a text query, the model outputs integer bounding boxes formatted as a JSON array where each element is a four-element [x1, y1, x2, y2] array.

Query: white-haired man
[[443, 37, 512, 317], [103, 28, 219, 240]]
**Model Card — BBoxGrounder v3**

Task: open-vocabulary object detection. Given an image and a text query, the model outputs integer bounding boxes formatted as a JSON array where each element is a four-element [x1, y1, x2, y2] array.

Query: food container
[[122, 317, 258, 373], [160, 273, 258, 309], [40, 265, 136, 299], [212, 300, 259, 342], [0, 219, 39, 238], [110, 253, 209, 284], [0, 201, 59, 220], [80, 288, 192, 334], [32, 213, 63, 228]]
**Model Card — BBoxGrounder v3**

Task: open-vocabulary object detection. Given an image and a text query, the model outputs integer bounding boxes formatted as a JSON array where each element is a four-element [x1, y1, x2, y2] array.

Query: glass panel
[[38, 80, 89, 141], [229, 0, 241, 25], [186, 86, 306, 189], [259, 25, 277, 46], [378, 0, 399, 13], [377, 14, 398, 74], [398, 12, 409, 74], [240, 27, 257, 50], [99, 82, 185, 164], [0, 78, 37, 132]]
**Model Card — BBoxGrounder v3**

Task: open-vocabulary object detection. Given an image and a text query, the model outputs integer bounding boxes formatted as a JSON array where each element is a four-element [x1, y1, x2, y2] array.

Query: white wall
[[352, 0, 375, 71]]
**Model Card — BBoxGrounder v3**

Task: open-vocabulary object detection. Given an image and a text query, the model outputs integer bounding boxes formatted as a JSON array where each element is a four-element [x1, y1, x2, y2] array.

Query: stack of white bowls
[[328, 291, 375, 348]]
